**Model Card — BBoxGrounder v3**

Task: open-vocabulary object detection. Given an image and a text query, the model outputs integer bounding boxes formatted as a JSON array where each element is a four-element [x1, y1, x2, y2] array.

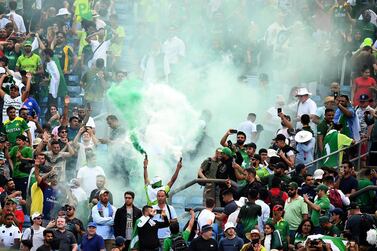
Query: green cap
[[288, 182, 298, 189], [319, 216, 330, 225], [315, 184, 328, 193], [23, 40, 32, 47], [221, 147, 235, 158]]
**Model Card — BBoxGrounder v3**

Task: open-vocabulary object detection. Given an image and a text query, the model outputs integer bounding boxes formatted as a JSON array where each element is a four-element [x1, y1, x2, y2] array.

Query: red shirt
[[353, 76, 376, 106]]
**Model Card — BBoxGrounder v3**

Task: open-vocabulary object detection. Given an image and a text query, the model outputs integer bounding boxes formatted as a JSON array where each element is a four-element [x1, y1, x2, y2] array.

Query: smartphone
[[277, 108, 282, 114], [179, 157, 182, 162], [156, 209, 162, 214], [229, 129, 238, 134], [144, 153, 148, 160], [334, 92, 339, 98]]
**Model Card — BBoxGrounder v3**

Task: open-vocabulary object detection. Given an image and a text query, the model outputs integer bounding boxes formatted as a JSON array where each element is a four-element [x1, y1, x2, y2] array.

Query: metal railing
[[168, 178, 237, 205], [303, 138, 369, 170]]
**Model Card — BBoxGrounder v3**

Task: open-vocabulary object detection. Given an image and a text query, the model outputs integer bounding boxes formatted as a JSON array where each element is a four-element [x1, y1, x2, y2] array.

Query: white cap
[[224, 222, 236, 232], [313, 169, 324, 180], [31, 212, 42, 220], [295, 87, 312, 96], [0, 67, 6, 74], [56, 8, 71, 16]]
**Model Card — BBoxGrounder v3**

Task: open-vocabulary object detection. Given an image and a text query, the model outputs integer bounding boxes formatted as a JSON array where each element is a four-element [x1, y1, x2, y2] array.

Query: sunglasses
[[34, 217, 42, 220], [60, 131, 68, 133]]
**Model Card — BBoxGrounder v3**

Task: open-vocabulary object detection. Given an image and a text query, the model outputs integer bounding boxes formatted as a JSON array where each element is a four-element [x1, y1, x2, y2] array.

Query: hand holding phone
[[277, 108, 282, 115], [229, 129, 238, 134]]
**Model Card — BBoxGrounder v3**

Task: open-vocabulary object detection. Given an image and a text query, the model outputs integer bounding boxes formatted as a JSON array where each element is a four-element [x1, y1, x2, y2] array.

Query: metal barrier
[[168, 178, 237, 205], [349, 185, 377, 200]]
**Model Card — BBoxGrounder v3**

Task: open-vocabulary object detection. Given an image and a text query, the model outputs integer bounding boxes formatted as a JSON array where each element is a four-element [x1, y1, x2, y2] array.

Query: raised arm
[[0, 74, 7, 98], [34, 158, 43, 185], [185, 209, 196, 232], [61, 96, 70, 126], [143, 157, 149, 185], [220, 129, 231, 147], [167, 159, 183, 188], [21, 72, 32, 102]]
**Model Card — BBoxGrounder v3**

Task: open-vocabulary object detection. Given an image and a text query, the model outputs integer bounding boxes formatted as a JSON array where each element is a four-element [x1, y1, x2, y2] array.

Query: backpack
[[171, 234, 189, 251], [328, 189, 343, 208], [268, 191, 285, 210]]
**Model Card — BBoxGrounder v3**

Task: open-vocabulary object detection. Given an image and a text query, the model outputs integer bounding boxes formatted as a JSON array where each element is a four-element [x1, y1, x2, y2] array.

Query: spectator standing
[[237, 189, 262, 238], [35, 229, 54, 251], [152, 190, 177, 247], [189, 224, 218, 251], [352, 65, 376, 106], [197, 198, 216, 230], [80, 222, 105, 251], [0, 71, 31, 123], [91, 189, 116, 251], [284, 182, 308, 240], [334, 95, 359, 140], [49, 216, 77, 251], [317, 108, 335, 154], [197, 148, 222, 205], [130, 205, 169, 250], [218, 222, 244, 251], [335, 161, 358, 197], [295, 130, 315, 166], [21, 212, 45, 251], [304, 184, 330, 233], [114, 191, 142, 250], [238, 113, 257, 143], [295, 88, 317, 129], [0, 213, 21, 248], [163, 209, 195, 251]]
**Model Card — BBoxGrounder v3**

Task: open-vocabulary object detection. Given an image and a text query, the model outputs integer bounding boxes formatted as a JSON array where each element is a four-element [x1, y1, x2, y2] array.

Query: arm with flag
[[129, 216, 148, 251]]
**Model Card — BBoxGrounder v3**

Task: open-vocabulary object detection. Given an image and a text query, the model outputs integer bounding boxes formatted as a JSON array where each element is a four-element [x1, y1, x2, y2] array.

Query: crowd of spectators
[[0, 0, 377, 251]]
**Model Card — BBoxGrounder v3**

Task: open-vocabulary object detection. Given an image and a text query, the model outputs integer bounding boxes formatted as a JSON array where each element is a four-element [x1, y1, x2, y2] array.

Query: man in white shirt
[[0, 70, 31, 122], [197, 198, 216, 230], [295, 87, 317, 129], [238, 113, 257, 143], [77, 152, 105, 196], [86, 28, 111, 68], [152, 190, 177, 248], [162, 26, 186, 82], [6, 1, 25, 33], [43, 49, 60, 104], [0, 213, 21, 248], [21, 212, 45, 251]]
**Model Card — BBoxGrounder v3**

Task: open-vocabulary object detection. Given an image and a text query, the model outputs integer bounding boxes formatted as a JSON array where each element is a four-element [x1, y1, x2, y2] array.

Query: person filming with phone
[[130, 205, 169, 251]]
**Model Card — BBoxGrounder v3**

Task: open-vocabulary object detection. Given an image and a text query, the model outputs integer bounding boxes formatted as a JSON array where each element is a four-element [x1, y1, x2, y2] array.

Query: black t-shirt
[[66, 218, 84, 242], [53, 230, 77, 251], [36, 244, 52, 251], [189, 236, 218, 251], [339, 176, 358, 195], [346, 214, 375, 245]]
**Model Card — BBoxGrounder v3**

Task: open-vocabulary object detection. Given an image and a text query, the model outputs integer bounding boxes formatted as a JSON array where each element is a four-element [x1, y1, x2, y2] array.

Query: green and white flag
[[129, 216, 150, 250], [306, 234, 346, 251], [322, 130, 339, 167]]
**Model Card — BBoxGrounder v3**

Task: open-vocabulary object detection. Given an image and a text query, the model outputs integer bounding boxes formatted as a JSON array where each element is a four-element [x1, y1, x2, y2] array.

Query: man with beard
[[15, 41, 43, 96], [36, 229, 55, 251], [262, 162, 291, 192], [3, 38, 21, 70], [216, 147, 237, 206], [284, 182, 308, 241], [220, 129, 248, 164], [197, 148, 222, 205], [274, 134, 295, 169]]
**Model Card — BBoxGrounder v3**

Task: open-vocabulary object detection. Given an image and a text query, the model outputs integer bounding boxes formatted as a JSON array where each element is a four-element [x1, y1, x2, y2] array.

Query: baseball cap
[[273, 162, 287, 170], [313, 169, 324, 180], [87, 222, 97, 228], [31, 212, 42, 220], [288, 182, 298, 189], [201, 224, 213, 233], [99, 189, 109, 196], [221, 147, 235, 158], [273, 205, 284, 211], [315, 184, 328, 193], [319, 216, 330, 225], [23, 40, 32, 47], [348, 202, 360, 210]]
